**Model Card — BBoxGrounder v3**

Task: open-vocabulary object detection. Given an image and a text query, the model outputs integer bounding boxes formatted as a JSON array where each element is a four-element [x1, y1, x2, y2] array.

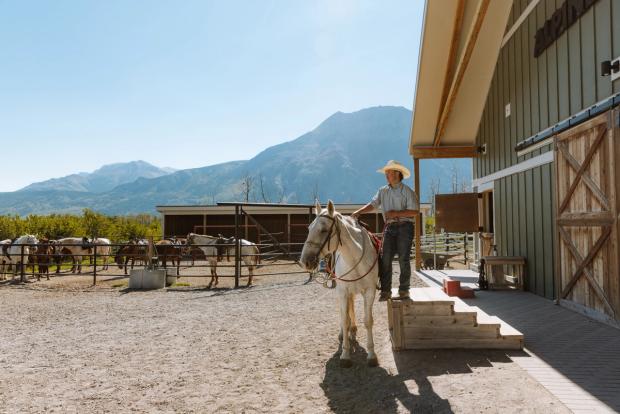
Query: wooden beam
[[411, 146, 478, 159], [433, 0, 491, 146], [556, 211, 615, 227], [414, 157, 422, 271], [438, 0, 466, 120]]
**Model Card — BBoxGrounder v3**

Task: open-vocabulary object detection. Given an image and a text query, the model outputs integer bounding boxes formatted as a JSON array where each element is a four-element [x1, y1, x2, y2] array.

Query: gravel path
[[0, 270, 569, 413]]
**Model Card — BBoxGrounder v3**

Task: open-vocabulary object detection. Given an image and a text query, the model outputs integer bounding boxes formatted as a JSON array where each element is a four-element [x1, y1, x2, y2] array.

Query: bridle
[[304, 213, 342, 255], [306, 213, 378, 284]]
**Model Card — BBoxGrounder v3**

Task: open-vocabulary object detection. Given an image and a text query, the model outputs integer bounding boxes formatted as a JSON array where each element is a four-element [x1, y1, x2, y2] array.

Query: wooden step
[[402, 287, 455, 304], [404, 337, 523, 350], [403, 326, 501, 339], [403, 313, 477, 327], [389, 287, 524, 350]]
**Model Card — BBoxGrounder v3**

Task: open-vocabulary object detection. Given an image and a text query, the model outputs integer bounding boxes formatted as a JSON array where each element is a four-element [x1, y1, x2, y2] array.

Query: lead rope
[[314, 222, 386, 288]]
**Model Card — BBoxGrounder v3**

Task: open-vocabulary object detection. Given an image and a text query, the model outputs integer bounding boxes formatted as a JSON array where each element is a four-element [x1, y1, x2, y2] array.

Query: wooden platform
[[387, 287, 523, 350]]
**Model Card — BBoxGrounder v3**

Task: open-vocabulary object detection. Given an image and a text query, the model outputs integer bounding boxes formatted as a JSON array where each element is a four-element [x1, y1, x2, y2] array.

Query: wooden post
[[414, 157, 422, 270], [234, 205, 240, 288], [20, 244, 25, 283], [93, 243, 97, 286]]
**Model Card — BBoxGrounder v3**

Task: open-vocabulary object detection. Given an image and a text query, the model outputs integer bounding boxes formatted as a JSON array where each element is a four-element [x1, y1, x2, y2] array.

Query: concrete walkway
[[416, 270, 620, 413]]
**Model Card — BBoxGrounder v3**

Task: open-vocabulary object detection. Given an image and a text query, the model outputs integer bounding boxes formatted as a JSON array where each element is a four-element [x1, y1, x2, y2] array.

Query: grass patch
[[111, 281, 128, 288], [171, 282, 191, 287]]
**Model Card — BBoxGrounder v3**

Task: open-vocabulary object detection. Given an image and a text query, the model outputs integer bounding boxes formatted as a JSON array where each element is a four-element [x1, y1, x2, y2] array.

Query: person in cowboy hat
[[351, 160, 419, 301]]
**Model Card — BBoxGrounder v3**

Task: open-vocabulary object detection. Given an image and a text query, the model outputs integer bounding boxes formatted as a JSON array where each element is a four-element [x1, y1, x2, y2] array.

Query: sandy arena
[[0, 263, 569, 413]]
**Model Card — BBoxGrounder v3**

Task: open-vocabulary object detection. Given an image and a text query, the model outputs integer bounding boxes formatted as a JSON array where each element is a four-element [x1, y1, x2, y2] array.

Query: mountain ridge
[[0, 106, 471, 215]]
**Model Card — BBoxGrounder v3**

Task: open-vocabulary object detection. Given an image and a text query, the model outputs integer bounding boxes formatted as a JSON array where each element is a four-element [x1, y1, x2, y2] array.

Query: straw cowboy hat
[[376, 160, 411, 179]]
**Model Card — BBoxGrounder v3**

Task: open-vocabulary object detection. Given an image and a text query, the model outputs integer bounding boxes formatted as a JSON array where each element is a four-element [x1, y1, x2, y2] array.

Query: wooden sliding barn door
[[555, 110, 620, 322]]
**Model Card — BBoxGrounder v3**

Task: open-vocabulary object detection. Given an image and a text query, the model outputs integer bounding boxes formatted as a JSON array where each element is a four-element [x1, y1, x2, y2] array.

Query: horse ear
[[327, 200, 335, 216], [314, 200, 321, 215]]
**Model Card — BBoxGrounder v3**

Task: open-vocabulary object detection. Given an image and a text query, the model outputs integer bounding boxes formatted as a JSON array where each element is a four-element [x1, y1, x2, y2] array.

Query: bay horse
[[115, 240, 148, 275], [155, 239, 181, 275], [34, 238, 54, 281], [300, 200, 379, 368]]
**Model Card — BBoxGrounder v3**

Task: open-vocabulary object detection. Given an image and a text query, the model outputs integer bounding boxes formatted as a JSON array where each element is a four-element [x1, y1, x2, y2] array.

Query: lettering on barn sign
[[534, 0, 599, 58]]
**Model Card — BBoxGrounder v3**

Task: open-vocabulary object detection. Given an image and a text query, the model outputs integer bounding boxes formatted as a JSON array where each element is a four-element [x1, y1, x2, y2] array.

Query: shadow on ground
[[321, 337, 523, 414]]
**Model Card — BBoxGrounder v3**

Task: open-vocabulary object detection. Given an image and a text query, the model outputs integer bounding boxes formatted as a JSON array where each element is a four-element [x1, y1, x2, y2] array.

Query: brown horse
[[115, 240, 148, 275], [34, 238, 55, 281], [155, 240, 181, 275]]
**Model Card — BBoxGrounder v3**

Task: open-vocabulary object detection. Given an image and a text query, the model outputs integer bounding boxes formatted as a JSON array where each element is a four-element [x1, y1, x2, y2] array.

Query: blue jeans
[[380, 222, 414, 293]]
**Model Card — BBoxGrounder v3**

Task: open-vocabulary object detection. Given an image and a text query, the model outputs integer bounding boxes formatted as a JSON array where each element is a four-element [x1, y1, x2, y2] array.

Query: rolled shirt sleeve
[[405, 187, 419, 211], [370, 189, 381, 210]]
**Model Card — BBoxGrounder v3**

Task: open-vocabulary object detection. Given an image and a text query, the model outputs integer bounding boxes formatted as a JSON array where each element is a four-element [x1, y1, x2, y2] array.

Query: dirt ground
[[0, 265, 569, 413]]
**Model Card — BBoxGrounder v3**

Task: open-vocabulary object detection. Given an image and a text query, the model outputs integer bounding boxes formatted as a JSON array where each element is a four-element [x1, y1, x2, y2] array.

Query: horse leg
[[208, 265, 215, 289], [363, 289, 378, 367], [339, 293, 352, 367], [247, 266, 253, 287], [348, 295, 357, 340]]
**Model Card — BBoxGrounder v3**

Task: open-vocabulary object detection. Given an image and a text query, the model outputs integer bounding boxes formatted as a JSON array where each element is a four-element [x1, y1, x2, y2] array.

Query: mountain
[[19, 161, 175, 193], [0, 106, 472, 215]]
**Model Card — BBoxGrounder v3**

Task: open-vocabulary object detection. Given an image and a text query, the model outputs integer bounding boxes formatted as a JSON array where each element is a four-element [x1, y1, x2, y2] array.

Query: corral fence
[[0, 238, 312, 287], [2, 202, 476, 286], [412, 232, 475, 270]]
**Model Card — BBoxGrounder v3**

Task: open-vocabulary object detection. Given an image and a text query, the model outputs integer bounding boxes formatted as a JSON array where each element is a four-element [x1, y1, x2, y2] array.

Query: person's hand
[[351, 212, 360, 220]]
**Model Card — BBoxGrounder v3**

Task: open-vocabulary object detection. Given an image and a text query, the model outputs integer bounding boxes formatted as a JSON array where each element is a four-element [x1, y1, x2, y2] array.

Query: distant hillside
[[0, 106, 472, 215], [19, 161, 175, 193]]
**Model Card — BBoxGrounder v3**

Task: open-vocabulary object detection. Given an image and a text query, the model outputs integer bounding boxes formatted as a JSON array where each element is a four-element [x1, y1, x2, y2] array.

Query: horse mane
[[14, 235, 37, 244]]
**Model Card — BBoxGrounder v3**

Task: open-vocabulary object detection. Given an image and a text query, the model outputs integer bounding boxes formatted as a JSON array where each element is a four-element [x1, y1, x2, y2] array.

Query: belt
[[386, 220, 413, 226]]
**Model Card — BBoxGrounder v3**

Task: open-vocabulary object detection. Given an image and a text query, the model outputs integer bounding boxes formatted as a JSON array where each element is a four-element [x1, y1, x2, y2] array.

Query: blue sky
[[0, 0, 423, 191]]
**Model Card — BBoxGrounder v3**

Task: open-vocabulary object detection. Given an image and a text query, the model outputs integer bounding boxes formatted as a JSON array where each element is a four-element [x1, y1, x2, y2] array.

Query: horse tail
[[254, 246, 262, 269]]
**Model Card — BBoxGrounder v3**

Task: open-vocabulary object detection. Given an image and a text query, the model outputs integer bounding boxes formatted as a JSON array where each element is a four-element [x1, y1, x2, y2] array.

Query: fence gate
[[555, 110, 620, 323]]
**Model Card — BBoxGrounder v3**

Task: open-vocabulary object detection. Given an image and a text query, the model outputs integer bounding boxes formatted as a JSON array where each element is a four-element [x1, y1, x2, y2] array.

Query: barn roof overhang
[[409, 0, 512, 159], [156, 203, 432, 216]]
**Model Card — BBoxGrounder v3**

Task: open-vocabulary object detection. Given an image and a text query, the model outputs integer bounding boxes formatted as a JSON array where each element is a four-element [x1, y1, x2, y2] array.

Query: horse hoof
[[339, 358, 353, 368], [367, 357, 379, 367]]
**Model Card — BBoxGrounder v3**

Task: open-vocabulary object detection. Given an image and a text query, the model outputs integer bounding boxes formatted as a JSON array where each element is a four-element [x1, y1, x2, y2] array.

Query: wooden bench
[[480, 256, 527, 290]]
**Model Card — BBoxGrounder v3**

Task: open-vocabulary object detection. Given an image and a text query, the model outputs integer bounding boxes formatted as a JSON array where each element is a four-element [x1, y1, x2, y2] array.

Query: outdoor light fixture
[[601, 59, 620, 77]]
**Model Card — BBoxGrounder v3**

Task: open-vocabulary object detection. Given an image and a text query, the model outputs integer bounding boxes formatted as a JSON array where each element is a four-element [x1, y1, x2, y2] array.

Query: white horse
[[56, 237, 92, 273], [187, 233, 260, 287], [0, 239, 12, 280], [217, 236, 261, 287], [6, 235, 39, 282], [300, 200, 379, 368], [91, 238, 112, 270]]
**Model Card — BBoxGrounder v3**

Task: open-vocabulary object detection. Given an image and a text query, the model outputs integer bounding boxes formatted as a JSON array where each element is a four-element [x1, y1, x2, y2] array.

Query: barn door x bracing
[[555, 110, 620, 322]]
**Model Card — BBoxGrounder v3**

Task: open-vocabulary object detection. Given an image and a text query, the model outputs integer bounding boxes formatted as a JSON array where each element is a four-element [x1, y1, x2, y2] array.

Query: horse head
[[300, 200, 339, 270]]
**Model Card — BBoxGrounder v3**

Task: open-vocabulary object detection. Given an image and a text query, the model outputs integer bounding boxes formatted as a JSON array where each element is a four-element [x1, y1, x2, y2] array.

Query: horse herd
[[0, 233, 261, 287]]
